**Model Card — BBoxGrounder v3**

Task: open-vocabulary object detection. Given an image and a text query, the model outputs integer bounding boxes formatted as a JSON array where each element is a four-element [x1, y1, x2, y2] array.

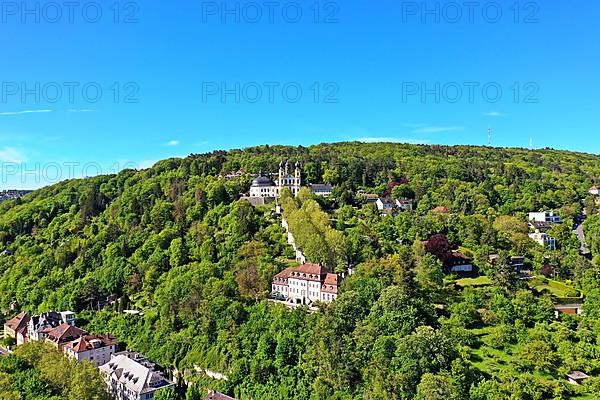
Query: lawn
[[456, 276, 492, 287], [529, 278, 581, 299]]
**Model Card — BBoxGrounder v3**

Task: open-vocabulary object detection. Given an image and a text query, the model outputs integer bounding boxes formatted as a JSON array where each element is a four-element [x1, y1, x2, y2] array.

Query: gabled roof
[[274, 267, 294, 280], [65, 334, 117, 353], [44, 323, 87, 344], [566, 371, 589, 380], [295, 263, 329, 276], [99, 354, 173, 395], [274, 264, 335, 283], [322, 273, 340, 293], [432, 206, 449, 213], [4, 312, 30, 334]]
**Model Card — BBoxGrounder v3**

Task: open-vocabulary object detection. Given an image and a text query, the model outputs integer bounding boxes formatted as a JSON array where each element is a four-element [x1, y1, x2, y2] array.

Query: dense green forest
[[2, 142, 600, 399], [0, 342, 109, 399]]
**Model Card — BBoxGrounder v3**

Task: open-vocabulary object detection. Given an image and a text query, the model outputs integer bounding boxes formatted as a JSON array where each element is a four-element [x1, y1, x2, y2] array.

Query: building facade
[[272, 263, 340, 305], [529, 232, 557, 250], [309, 184, 333, 197], [3, 311, 30, 345], [248, 161, 302, 198], [44, 323, 88, 350], [529, 211, 561, 224], [28, 311, 76, 342], [64, 334, 118, 367], [99, 352, 174, 400]]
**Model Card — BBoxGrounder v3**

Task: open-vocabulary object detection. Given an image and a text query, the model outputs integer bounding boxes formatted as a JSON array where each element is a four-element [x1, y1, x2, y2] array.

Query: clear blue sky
[[0, 1, 598, 188]]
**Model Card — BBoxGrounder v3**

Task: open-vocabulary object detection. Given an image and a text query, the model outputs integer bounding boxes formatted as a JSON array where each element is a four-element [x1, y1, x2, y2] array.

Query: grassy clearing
[[529, 278, 581, 298], [456, 276, 492, 287]]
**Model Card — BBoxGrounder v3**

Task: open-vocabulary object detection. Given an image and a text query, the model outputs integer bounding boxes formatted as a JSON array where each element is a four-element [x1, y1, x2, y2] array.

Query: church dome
[[251, 175, 275, 187]]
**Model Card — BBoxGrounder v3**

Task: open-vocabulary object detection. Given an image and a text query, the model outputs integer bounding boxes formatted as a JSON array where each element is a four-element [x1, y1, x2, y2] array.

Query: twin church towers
[[248, 160, 302, 198]]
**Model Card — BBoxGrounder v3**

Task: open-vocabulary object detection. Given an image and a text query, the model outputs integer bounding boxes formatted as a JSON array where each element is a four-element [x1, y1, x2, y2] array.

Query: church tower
[[294, 161, 301, 195], [278, 160, 285, 194]]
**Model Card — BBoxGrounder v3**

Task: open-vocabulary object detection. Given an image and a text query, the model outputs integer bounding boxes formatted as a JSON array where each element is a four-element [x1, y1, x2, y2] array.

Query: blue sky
[[0, 1, 599, 188]]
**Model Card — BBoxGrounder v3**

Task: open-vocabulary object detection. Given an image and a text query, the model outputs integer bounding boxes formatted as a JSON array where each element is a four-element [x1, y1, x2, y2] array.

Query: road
[[574, 216, 591, 255]]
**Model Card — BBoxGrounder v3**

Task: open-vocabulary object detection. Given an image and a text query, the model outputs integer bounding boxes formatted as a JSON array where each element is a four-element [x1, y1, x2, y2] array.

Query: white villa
[[272, 263, 340, 305], [99, 351, 174, 400], [64, 334, 118, 367], [529, 211, 561, 224]]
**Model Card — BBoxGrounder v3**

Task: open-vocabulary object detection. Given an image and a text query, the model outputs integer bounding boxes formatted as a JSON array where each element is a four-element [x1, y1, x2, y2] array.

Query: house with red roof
[[272, 263, 341, 305], [3, 311, 30, 345], [64, 334, 118, 367], [44, 323, 88, 350]]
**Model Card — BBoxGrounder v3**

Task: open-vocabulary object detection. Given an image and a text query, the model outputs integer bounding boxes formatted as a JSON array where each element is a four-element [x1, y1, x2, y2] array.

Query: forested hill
[[2, 141, 600, 399]]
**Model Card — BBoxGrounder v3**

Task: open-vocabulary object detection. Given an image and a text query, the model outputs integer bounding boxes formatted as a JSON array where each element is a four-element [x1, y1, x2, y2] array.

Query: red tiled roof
[[4, 312, 30, 334], [274, 267, 294, 280], [295, 263, 328, 275], [66, 334, 117, 353], [45, 323, 88, 344], [273, 264, 341, 289], [322, 274, 339, 293], [324, 273, 339, 286], [433, 206, 449, 213]]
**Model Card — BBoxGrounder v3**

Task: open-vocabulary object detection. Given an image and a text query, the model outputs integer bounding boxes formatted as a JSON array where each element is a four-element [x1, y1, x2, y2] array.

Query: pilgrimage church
[[248, 160, 302, 198]]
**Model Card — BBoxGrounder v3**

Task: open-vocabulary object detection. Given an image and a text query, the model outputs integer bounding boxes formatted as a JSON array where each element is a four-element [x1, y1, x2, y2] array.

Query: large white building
[[64, 334, 118, 367], [529, 211, 561, 224], [272, 263, 340, 305], [529, 232, 557, 250], [27, 311, 76, 342], [99, 351, 174, 400], [249, 160, 302, 198]]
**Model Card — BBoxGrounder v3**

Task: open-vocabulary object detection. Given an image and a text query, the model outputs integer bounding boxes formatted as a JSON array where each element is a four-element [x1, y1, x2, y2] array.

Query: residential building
[[432, 206, 449, 214], [529, 220, 552, 232], [566, 371, 590, 386], [271, 263, 340, 305], [44, 323, 88, 350], [204, 391, 237, 400], [529, 211, 561, 224], [0, 190, 32, 202], [310, 183, 333, 197], [359, 192, 379, 203], [529, 232, 557, 250], [554, 304, 584, 318], [395, 198, 413, 212], [445, 252, 473, 273], [376, 198, 394, 214], [28, 311, 75, 342], [3, 312, 30, 345], [488, 255, 529, 276], [589, 186, 600, 196], [99, 351, 174, 400], [64, 334, 118, 367]]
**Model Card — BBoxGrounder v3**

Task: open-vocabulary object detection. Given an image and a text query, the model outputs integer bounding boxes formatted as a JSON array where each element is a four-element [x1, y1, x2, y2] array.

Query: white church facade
[[248, 160, 302, 198]]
